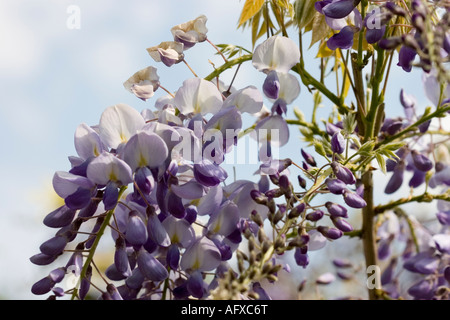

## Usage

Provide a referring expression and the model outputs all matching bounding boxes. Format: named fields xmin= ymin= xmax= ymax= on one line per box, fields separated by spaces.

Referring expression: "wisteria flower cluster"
xmin=31 ymin=0 xmax=450 ymax=300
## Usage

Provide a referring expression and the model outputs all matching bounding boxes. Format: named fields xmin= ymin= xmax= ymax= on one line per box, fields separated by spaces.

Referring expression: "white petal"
xmin=277 ymin=72 xmax=301 ymax=104
xmin=252 ymin=36 xmax=300 ymax=73
xmin=222 ymin=85 xmax=263 ymax=114
xmin=174 ymin=78 xmax=223 ymax=115
xmin=86 ymin=152 xmax=133 ymax=185
xmin=98 ymin=103 xmax=145 ymax=149
xmin=74 ymin=123 xmax=105 ymax=160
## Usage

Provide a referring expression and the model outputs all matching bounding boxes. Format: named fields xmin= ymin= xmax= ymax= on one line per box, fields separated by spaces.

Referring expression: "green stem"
xmin=204 ymin=54 xmax=252 ymax=82
xmin=71 ymin=186 xmax=128 ymax=300
xmin=374 ymin=191 xmax=450 ymax=215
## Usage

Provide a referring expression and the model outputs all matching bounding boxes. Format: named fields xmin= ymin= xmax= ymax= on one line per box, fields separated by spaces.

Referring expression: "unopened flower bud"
xmin=331 ymin=216 xmax=354 ymax=232
xmin=288 ymin=202 xmax=306 ymax=219
xmin=331 ymin=162 xmax=356 ymax=185
xmin=331 ymin=131 xmax=346 ymax=154
xmin=306 ymin=210 xmax=324 ymax=222
xmin=325 ymin=201 xmax=348 ymax=218
xmin=301 ymin=149 xmax=317 ymax=167
xmin=326 ymin=178 xmax=347 ymax=195
xmin=343 ymin=190 xmax=367 ymax=208
xmin=317 ymin=226 xmax=343 ymax=240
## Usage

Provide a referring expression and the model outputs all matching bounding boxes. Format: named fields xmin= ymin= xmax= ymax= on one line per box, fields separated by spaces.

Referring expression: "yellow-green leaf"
xmin=294 ymin=0 xmax=318 ymax=30
xmin=309 ymin=12 xmax=331 ymax=48
xmin=316 ymin=40 xmax=333 ymax=58
xmin=239 ymin=0 xmax=265 ymax=27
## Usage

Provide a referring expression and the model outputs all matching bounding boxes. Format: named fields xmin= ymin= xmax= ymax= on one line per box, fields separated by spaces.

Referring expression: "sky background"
xmin=0 ymin=0 xmax=437 ymax=300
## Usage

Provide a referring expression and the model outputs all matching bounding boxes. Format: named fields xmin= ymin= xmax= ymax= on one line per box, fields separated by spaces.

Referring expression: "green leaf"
xmin=239 ymin=0 xmax=266 ymax=27
xmin=309 ymin=12 xmax=331 ymax=48
xmin=294 ymin=0 xmax=318 ymax=30
xmin=375 ymin=153 xmax=387 ymax=174
xmin=358 ymin=140 xmax=375 ymax=155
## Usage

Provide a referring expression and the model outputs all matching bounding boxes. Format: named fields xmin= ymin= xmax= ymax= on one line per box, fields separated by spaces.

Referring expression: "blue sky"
xmin=0 ymin=0 xmax=435 ymax=299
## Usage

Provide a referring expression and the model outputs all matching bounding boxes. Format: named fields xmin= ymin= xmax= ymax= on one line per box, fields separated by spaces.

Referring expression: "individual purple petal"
xmin=43 ymin=205 xmax=76 ymax=228
xmin=366 ymin=25 xmax=385 ymax=44
xmin=125 ymin=268 xmax=145 ymax=290
xmin=167 ymin=191 xmax=186 ymax=219
xmin=52 ymin=287 xmax=65 ymax=297
xmin=74 ymin=123 xmax=106 ymax=160
xmin=444 ymin=266 xmax=450 ymax=284
xmin=409 ymin=169 xmax=426 ymax=188
xmin=414 ymin=256 xmax=440 ymax=274
xmin=436 ymin=211 xmax=450 ymax=226
xmin=171 ymin=180 xmax=206 ymax=200
xmin=408 ymin=279 xmax=435 ymax=299
xmin=327 ymin=26 xmax=355 ymax=50
xmin=323 ymin=0 xmax=359 ymax=19
xmin=294 ymin=248 xmax=309 ymax=268
xmin=184 ymin=205 xmax=198 ymax=224
xmin=253 ymin=115 xmax=290 ymax=148
xmin=186 ymin=271 xmax=205 ymax=299
xmin=52 ymin=171 xmax=95 ymax=199
xmin=411 ymin=150 xmax=433 ymax=172
xmin=166 ymin=244 xmax=180 ymax=270
xmin=331 ymin=217 xmax=353 ymax=232
xmin=79 ymin=266 xmax=92 ymax=300
xmin=193 ymin=159 xmax=228 ymax=187
xmin=125 ymin=210 xmax=148 ymax=246
xmin=378 ymin=36 xmax=402 ymax=50
xmin=326 ymin=178 xmax=347 ymax=195
xmin=263 ymin=70 xmax=280 ymax=99
xmin=252 ymin=282 xmax=272 ymax=300
xmin=385 ymin=161 xmax=405 ymax=194
xmin=103 ymin=182 xmax=119 ymax=211
xmin=433 ymin=234 xmax=450 ymax=254
xmin=147 ymin=213 xmax=171 ymax=247
xmin=317 ymin=226 xmax=343 ymax=240
xmin=343 ymin=190 xmax=367 ymax=208
xmin=381 ymin=258 xmax=397 ymax=285
xmin=137 ymin=249 xmax=169 ymax=282
xmin=325 ymin=201 xmax=348 ymax=218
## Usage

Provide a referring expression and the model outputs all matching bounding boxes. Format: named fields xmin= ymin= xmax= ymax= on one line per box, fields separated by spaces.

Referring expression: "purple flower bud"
xmin=125 ymin=268 xmax=145 ymax=290
xmin=306 ymin=210 xmax=324 ymax=222
xmin=263 ymin=70 xmax=280 ymax=99
xmin=39 ymin=235 xmax=68 ymax=256
xmin=125 ymin=210 xmax=148 ymax=246
xmin=49 ymin=268 xmax=66 ymax=283
xmin=378 ymin=36 xmax=403 ymax=50
xmin=30 ymin=253 xmax=58 ymax=266
xmin=409 ymin=169 xmax=426 ymax=188
xmin=325 ymin=201 xmax=348 ymax=218
xmin=331 ymin=216 xmax=353 ymax=232
xmin=322 ymin=0 xmax=361 ymax=19
xmin=106 ymin=284 xmax=123 ymax=300
xmin=186 ymin=271 xmax=205 ymax=299
xmin=294 ymin=248 xmax=309 ymax=268
xmin=288 ymin=202 xmax=306 ymax=219
xmin=326 ymin=178 xmax=347 ymax=195
xmin=385 ymin=161 xmax=405 ymax=194
xmin=79 ymin=265 xmax=92 ymax=300
xmin=326 ymin=122 xmax=342 ymax=136
xmin=397 ymin=45 xmax=417 ymax=72
xmin=52 ymin=287 xmax=65 ymax=297
xmin=298 ymin=176 xmax=307 ymax=189
xmin=343 ymin=190 xmax=367 ymax=208
xmin=411 ymin=150 xmax=433 ymax=172
xmin=167 ymin=244 xmax=180 ymax=270
xmin=31 ymin=276 xmax=55 ymax=295
xmin=331 ymin=131 xmax=346 ymax=154
xmin=418 ymin=119 xmax=431 ymax=133
xmin=137 ymin=249 xmax=169 ymax=282
xmin=105 ymin=263 xmax=127 ymax=281
xmin=301 ymin=149 xmax=317 ymax=167
xmin=167 ymin=191 xmax=186 ymax=219
xmin=331 ymin=162 xmax=356 ymax=185
xmin=43 ymin=205 xmax=76 ymax=228
xmin=332 ymin=258 xmax=353 ymax=268
xmin=251 ymin=189 xmax=268 ymax=204
xmin=317 ymin=226 xmax=343 ymax=240
xmin=385 ymin=2 xmax=406 ymax=17
xmin=114 ymin=238 xmax=130 ymax=275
